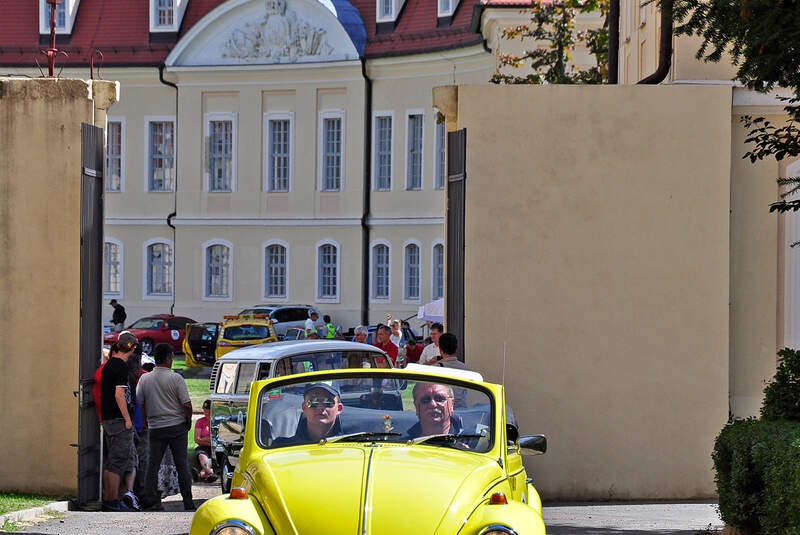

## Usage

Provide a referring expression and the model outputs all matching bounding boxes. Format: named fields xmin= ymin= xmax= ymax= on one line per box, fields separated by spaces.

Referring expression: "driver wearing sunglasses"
xmin=283 ymin=383 xmax=344 ymax=444
xmin=407 ymin=383 xmax=462 ymax=439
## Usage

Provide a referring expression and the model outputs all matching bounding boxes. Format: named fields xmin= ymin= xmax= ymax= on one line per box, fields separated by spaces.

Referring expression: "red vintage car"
xmin=103 ymin=314 xmax=196 ymax=354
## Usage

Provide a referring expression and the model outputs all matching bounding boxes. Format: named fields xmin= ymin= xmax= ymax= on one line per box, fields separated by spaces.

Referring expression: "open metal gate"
xmin=446 ymin=128 xmax=466 ymax=361
xmin=75 ymin=122 xmax=104 ymax=508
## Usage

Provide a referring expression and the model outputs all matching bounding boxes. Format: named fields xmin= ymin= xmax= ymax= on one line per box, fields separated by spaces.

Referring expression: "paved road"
xmin=15 ymin=489 xmax=722 ymax=535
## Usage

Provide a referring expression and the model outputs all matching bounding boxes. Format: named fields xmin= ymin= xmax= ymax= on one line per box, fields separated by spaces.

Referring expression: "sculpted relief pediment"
xmin=167 ymin=0 xmax=360 ymax=66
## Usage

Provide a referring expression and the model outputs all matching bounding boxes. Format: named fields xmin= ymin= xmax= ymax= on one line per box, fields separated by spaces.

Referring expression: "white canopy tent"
xmin=416 ymin=298 xmax=444 ymax=323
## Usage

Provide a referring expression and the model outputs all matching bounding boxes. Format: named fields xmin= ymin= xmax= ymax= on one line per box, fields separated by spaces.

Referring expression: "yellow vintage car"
xmin=183 ymin=316 xmax=278 ymax=367
xmin=190 ymin=365 xmax=547 ymax=535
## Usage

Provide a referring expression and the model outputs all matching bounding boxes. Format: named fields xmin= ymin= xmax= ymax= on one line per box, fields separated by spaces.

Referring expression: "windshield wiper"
xmin=322 ymin=431 xmax=401 ymax=444
xmin=410 ymin=433 xmax=484 ymax=446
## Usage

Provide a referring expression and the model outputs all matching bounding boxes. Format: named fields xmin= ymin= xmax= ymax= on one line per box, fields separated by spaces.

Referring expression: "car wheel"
xmin=220 ymin=458 xmax=234 ymax=494
xmin=140 ymin=338 xmax=154 ymax=355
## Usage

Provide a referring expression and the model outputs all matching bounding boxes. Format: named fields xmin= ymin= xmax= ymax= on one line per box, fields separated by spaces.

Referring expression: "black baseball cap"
xmin=303 ymin=383 xmax=340 ymax=399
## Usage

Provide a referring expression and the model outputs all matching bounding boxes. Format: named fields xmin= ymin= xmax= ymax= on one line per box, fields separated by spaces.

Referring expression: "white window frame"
xmin=106 ymin=116 xmax=126 ymax=193
xmin=143 ymin=115 xmax=176 ymax=193
xmin=431 ymin=239 xmax=445 ymax=301
xmin=369 ymin=239 xmax=392 ymax=303
xmin=405 ymin=109 xmax=425 ymax=191
xmin=315 ymin=239 xmax=341 ymax=303
xmin=372 ymin=110 xmax=394 ymax=191
xmin=149 ymin=0 xmax=189 ymax=32
xmin=376 ymin=0 xmax=395 ymax=21
xmin=262 ymin=239 xmax=290 ymax=302
xmin=202 ymin=239 xmax=234 ymax=302
xmin=402 ymin=238 xmax=422 ymax=304
xmin=142 ymin=237 xmax=174 ymax=300
xmin=318 ymin=109 xmax=346 ymax=192
xmin=103 ymin=238 xmax=124 ymax=299
xmin=263 ymin=111 xmax=294 ymax=192
xmin=39 ymin=0 xmax=75 ymax=34
xmin=204 ymin=111 xmax=237 ymax=193
xmin=433 ymin=110 xmax=446 ymax=190
xmin=438 ymin=0 xmax=460 ymax=18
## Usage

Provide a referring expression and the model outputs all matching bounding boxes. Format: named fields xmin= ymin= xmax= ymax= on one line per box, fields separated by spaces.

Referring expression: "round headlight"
xmin=212 ymin=519 xmax=255 ymax=535
xmin=479 ymin=525 xmax=519 ymax=535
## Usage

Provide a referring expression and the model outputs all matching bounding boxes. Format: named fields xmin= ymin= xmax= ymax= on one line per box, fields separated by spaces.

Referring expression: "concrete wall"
xmin=437 ymin=84 xmax=736 ymax=499
xmin=0 ymin=77 xmax=116 ymax=493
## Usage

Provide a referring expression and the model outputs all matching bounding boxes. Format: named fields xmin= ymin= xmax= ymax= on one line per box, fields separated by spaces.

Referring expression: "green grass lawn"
xmin=0 ymin=492 xmax=53 ymax=515
xmin=173 ymin=356 xmax=211 ymax=413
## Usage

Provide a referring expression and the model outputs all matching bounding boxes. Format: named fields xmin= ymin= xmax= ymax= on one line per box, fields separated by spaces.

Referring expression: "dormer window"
xmin=39 ymin=0 xmax=79 ymax=35
xmin=437 ymin=0 xmax=460 ymax=25
xmin=149 ymin=0 xmax=188 ymax=35
xmin=376 ymin=0 xmax=406 ymax=32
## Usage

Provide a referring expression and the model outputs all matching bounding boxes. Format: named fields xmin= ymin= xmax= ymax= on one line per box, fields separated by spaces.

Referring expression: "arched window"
xmin=432 ymin=242 xmax=444 ymax=300
xmin=317 ymin=241 xmax=339 ymax=300
xmin=145 ymin=240 xmax=173 ymax=297
xmin=265 ymin=242 xmax=288 ymax=298
xmin=204 ymin=241 xmax=232 ymax=299
xmin=103 ymin=239 xmax=123 ymax=298
xmin=372 ymin=243 xmax=391 ymax=299
xmin=404 ymin=242 xmax=420 ymax=301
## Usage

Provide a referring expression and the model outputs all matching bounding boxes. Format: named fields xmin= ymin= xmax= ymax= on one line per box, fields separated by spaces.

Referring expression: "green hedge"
xmin=713 ymin=419 xmax=800 ymax=534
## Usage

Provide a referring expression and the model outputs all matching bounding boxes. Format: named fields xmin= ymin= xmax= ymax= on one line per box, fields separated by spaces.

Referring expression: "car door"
xmin=183 ymin=323 xmax=220 ymax=365
xmin=167 ymin=316 xmax=194 ymax=349
xmin=504 ymin=404 xmax=529 ymax=503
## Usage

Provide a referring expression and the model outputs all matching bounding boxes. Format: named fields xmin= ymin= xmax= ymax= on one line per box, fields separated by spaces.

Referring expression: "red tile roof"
xmin=0 ymin=0 xmax=485 ymax=68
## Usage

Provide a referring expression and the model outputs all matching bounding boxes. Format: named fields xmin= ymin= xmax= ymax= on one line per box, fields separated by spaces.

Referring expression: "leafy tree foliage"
xmin=668 ymin=0 xmax=800 ymax=214
xmin=491 ymin=0 xmax=609 ymax=85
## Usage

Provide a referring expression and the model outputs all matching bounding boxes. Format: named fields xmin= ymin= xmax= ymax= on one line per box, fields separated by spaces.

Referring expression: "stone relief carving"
xmin=222 ymin=0 xmax=334 ymax=61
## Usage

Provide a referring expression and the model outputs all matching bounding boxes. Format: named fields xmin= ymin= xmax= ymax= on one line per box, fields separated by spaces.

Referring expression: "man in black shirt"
xmin=100 ymin=332 xmax=139 ymax=511
xmin=110 ymin=299 xmax=127 ymax=332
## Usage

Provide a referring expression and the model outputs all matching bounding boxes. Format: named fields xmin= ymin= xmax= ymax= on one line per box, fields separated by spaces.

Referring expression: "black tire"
xmin=220 ymin=458 xmax=234 ymax=494
xmin=140 ymin=338 xmax=154 ymax=355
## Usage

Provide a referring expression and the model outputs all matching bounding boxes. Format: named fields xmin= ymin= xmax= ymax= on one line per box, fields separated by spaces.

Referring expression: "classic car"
xmin=183 ymin=316 xmax=279 ymax=367
xmin=207 ymin=340 xmax=394 ymax=492
xmin=103 ymin=314 xmax=196 ymax=354
xmin=237 ymin=304 xmax=324 ymax=339
xmin=190 ymin=364 xmax=547 ymax=535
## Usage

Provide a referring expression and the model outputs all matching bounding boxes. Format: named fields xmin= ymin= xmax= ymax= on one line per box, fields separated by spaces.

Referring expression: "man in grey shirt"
xmin=137 ymin=343 xmax=194 ymax=511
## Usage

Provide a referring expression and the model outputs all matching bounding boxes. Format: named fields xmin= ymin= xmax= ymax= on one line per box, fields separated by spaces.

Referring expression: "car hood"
xmin=246 ymin=444 xmax=504 ymax=535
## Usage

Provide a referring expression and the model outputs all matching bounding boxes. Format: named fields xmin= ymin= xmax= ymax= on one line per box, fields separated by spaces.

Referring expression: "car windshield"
xmin=129 ymin=317 xmax=164 ymax=329
xmin=223 ymin=324 xmax=271 ymax=340
xmin=256 ymin=373 xmax=494 ymax=453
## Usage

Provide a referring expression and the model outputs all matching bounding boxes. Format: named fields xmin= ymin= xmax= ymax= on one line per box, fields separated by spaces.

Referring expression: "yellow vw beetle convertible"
xmin=190 ymin=365 xmax=547 ymax=535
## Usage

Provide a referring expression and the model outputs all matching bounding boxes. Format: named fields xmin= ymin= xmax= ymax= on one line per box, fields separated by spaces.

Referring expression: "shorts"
xmin=103 ymin=418 xmax=138 ymax=476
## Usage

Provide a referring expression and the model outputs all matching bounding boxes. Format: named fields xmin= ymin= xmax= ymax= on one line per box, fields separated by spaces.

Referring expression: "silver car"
xmin=237 ymin=304 xmax=324 ymax=338
xmin=209 ymin=340 xmax=392 ymax=492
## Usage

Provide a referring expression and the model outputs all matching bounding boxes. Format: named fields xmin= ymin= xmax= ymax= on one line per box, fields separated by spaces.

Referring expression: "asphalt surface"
xmin=11 ymin=486 xmax=722 ymax=535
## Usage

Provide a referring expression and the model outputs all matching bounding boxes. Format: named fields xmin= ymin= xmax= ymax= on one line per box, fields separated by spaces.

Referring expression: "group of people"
xmin=351 ymin=319 xmax=466 ymax=371
xmin=93 ymin=331 xmax=197 ymax=512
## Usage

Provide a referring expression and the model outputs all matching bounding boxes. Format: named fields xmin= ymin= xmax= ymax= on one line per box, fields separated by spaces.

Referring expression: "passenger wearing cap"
xmin=274 ymin=383 xmax=343 ymax=445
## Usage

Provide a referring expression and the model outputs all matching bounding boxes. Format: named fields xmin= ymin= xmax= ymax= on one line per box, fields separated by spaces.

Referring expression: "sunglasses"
xmin=417 ymin=394 xmax=450 ymax=405
xmin=305 ymin=397 xmax=336 ymax=408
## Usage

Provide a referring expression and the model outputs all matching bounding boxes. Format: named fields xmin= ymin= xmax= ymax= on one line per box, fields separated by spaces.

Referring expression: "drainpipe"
xmin=159 ymin=64 xmax=179 ymax=315
xmin=360 ymin=57 xmax=373 ymax=326
xmin=637 ymin=0 xmax=673 ymax=84
xmin=608 ymin=0 xmax=619 ymax=84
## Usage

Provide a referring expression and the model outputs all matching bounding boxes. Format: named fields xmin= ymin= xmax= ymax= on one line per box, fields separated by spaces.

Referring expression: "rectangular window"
xmin=405 ymin=244 xmax=420 ymax=300
xmin=322 ymin=116 xmax=342 ymax=191
xmin=104 ymin=242 xmax=121 ymax=296
xmin=375 ymin=115 xmax=392 ymax=190
xmin=406 ymin=113 xmax=423 ymax=190
xmin=380 ymin=0 xmax=392 ymax=17
xmin=107 ymin=120 xmax=123 ymax=192
xmin=157 ymin=0 xmax=174 ymax=26
xmin=435 ymin=119 xmax=445 ymax=189
xmin=45 ymin=0 xmax=67 ymax=29
xmin=372 ymin=245 xmax=390 ymax=299
xmin=439 ymin=0 xmax=450 ymax=14
xmin=433 ymin=243 xmax=444 ymax=300
xmin=206 ymin=245 xmax=230 ymax=298
xmin=318 ymin=244 xmax=338 ymax=299
xmin=268 ymin=119 xmax=290 ymax=191
xmin=147 ymin=243 xmax=173 ymax=296
xmin=148 ymin=120 xmax=175 ymax=192
xmin=265 ymin=244 xmax=287 ymax=298
xmin=208 ymin=119 xmax=233 ymax=192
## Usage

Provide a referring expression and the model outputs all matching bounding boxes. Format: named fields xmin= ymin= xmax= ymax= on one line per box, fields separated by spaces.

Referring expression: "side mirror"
xmin=519 ymin=434 xmax=547 ymax=455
